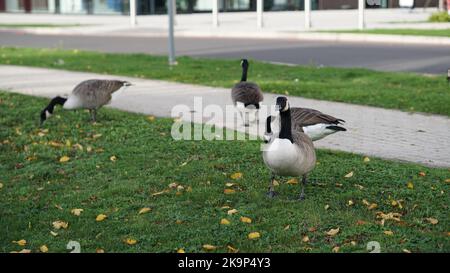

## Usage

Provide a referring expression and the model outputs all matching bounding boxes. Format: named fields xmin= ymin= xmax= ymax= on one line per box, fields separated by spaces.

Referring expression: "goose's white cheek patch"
xmin=45 ymin=110 xmax=52 ymax=118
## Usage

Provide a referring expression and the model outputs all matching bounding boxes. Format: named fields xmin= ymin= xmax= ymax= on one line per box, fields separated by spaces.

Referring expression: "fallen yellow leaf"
xmin=96 ymin=249 xmax=105 ymax=253
xmin=93 ymin=134 xmax=102 ymax=139
xmin=71 ymin=209 xmax=84 ymax=216
xmin=203 ymin=244 xmax=217 ymax=251
xmin=125 ymin=238 xmax=137 ymax=245
xmin=227 ymin=245 xmax=239 ymax=253
xmin=147 ymin=116 xmax=156 ymax=122
xmin=13 ymin=239 xmax=26 ymax=246
xmin=13 ymin=249 xmax=31 ymax=254
xmin=151 ymin=189 xmax=170 ymax=197
xmin=225 ymin=182 xmax=236 ymax=187
xmin=220 ymin=218 xmax=231 ymax=225
xmin=445 ymin=179 xmax=450 ymax=183
xmin=52 ymin=220 xmax=69 ymax=230
xmin=384 ymin=230 xmax=394 ymax=236
xmin=286 ymin=178 xmax=298 ymax=185
xmin=110 ymin=156 xmax=117 ymax=162
xmin=362 ymin=199 xmax=370 ymax=206
xmin=240 ymin=216 xmax=252 ymax=224
xmin=302 ymin=236 xmax=310 ymax=243
xmin=50 ymin=231 xmax=58 ymax=237
xmin=248 ymin=232 xmax=261 ymax=240
xmin=168 ymin=182 xmax=178 ymax=189
xmin=230 ymin=172 xmax=243 ymax=180
xmin=59 ymin=156 xmax=70 ymax=163
xmin=272 ymin=180 xmax=280 ymax=187
xmin=227 ymin=209 xmax=238 ymax=215
xmin=347 ymin=200 xmax=354 ymax=206
xmin=332 ymin=246 xmax=340 ymax=253
xmin=363 ymin=157 xmax=370 ymax=162
xmin=96 ymin=214 xmax=107 ymax=222
xmin=40 ymin=245 xmax=49 ymax=253
xmin=426 ymin=217 xmax=438 ymax=225
xmin=224 ymin=189 xmax=236 ymax=195
xmin=418 ymin=171 xmax=426 ymax=177
xmin=138 ymin=208 xmax=152 ymax=215
xmin=344 ymin=171 xmax=354 ymax=178
xmin=177 ymin=248 xmax=185 ymax=253
xmin=407 ymin=181 xmax=414 ymax=189
xmin=368 ymin=203 xmax=378 ymax=210
xmin=326 ymin=228 xmax=340 ymax=237
xmin=324 ymin=204 xmax=330 ymax=210
xmin=0 ymin=182 xmax=3 ymax=190
xmin=403 ymin=249 xmax=411 ymax=253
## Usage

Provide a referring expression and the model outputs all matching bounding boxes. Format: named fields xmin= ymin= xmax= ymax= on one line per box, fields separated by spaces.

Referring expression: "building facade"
xmin=0 ymin=0 xmax=440 ymax=14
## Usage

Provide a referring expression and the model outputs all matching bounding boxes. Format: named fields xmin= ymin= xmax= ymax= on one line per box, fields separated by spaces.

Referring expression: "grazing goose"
xmin=262 ymin=96 xmax=316 ymax=200
xmin=231 ymin=59 xmax=264 ymax=126
xmin=40 ymin=79 xmax=132 ymax=125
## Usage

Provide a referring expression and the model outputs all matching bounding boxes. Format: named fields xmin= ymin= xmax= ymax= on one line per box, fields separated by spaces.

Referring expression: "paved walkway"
xmin=1 ymin=10 xmax=450 ymax=45
xmin=1 ymin=65 xmax=449 ymax=168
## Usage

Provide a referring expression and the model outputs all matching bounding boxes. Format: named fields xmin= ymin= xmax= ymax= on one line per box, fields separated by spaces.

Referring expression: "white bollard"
xmin=168 ymin=0 xmax=176 ymax=65
xmin=212 ymin=0 xmax=219 ymax=27
xmin=257 ymin=0 xmax=263 ymax=28
xmin=304 ymin=0 xmax=311 ymax=30
xmin=358 ymin=0 xmax=365 ymax=30
xmin=130 ymin=0 xmax=137 ymax=27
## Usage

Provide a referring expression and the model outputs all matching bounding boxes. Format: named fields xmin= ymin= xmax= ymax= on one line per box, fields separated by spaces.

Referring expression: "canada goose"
xmin=262 ymin=97 xmax=316 ymax=200
xmin=40 ymin=79 xmax=132 ymax=125
xmin=231 ymin=59 xmax=264 ymax=126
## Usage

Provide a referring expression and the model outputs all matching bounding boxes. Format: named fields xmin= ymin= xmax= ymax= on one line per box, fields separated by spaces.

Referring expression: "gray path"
xmin=1 ymin=31 xmax=450 ymax=75
xmin=0 ymin=65 xmax=449 ymax=167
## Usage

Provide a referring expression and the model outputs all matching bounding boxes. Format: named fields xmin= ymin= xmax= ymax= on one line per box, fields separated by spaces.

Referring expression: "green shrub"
xmin=428 ymin=11 xmax=450 ymax=22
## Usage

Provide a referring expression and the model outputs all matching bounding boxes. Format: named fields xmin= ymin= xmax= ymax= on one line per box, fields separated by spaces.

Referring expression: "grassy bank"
xmin=1 ymin=91 xmax=448 ymax=253
xmin=0 ymin=47 xmax=449 ymax=116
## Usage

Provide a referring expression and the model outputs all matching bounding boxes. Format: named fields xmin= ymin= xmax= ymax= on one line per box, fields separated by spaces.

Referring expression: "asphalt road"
xmin=1 ymin=31 xmax=449 ymax=74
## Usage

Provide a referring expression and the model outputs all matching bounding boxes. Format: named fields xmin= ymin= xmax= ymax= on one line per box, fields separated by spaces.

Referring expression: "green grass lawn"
xmin=0 ymin=24 xmax=83 ymax=28
xmin=0 ymin=47 xmax=449 ymax=116
xmin=326 ymin=28 xmax=450 ymax=38
xmin=1 ymin=91 xmax=448 ymax=253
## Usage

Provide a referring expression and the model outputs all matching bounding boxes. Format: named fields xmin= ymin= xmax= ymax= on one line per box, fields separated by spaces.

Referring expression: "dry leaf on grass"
xmin=227 ymin=245 xmax=239 ymax=253
xmin=332 ymin=246 xmax=340 ymax=253
xmin=220 ymin=219 xmax=231 ymax=225
xmin=240 ymin=216 xmax=252 ymax=224
xmin=203 ymin=244 xmax=217 ymax=251
xmin=71 ymin=209 xmax=84 ymax=216
xmin=418 ymin=171 xmax=426 ymax=177
xmin=248 ymin=232 xmax=261 ymax=240
xmin=325 ymin=228 xmax=340 ymax=237
xmin=110 ymin=156 xmax=117 ymax=162
xmin=12 ymin=239 xmax=26 ymax=246
xmin=363 ymin=157 xmax=370 ymax=162
xmin=151 ymin=189 xmax=170 ymax=197
xmin=230 ymin=172 xmax=243 ymax=180
xmin=177 ymin=248 xmax=185 ymax=253
xmin=138 ymin=208 xmax=152 ymax=215
xmin=302 ymin=236 xmax=310 ymax=243
xmin=0 ymin=182 xmax=3 ymax=190
xmin=407 ymin=181 xmax=414 ymax=189
xmin=344 ymin=171 xmax=354 ymax=178
xmin=52 ymin=220 xmax=69 ymax=230
xmin=224 ymin=189 xmax=236 ymax=195
xmin=425 ymin=217 xmax=438 ymax=225
xmin=384 ymin=230 xmax=394 ymax=236
xmin=40 ymin=245 xmax=49 ymax=253
xmin=124 ymin=238 xmax=137 ymax=245
xmin=96 ymin=214 xmax=107 ymax=222
xmin=227 ymin=209 xmax=238 ymax=215
xmin=286 ymin=178 xmax=298 ymax=185
xmin=59 ymin=156 xmax=70 ymax=163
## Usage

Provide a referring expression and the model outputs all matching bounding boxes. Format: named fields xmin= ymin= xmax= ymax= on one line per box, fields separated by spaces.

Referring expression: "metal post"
xmin=212 ymin=0 xmax=219 ymax=27
xmin=130 ymin=0 xmax=137 ymax=27
xmin=304 ymin=0 xmax=311 ymax=30
xmin=358 ymin=0 xmax=365 ymax=30
xmin=438 ymin=0 xmax=444 ymax=10
xmin=168 ymin=0 xmax=176 ymax=65
xmin=172 ymin=0 xmax=177 ymax=26
xmin=257 ymin=0 xmax=263 ymax=28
